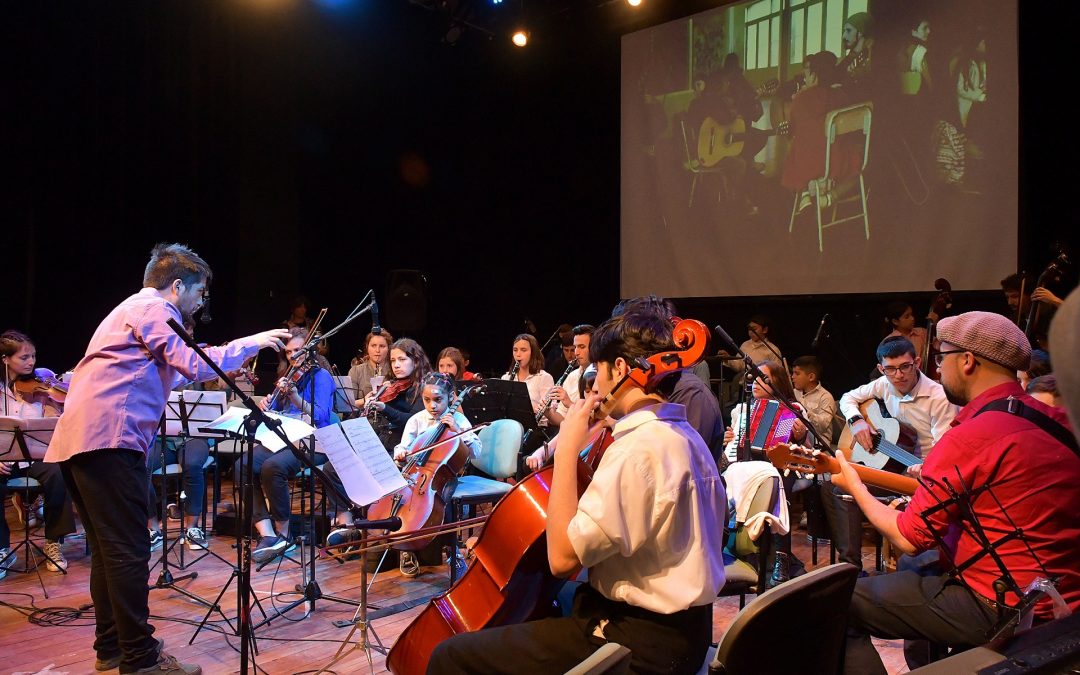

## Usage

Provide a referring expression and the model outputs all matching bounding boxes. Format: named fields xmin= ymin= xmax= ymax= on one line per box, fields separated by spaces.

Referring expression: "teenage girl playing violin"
xmin=426 ymin=310 xmax=727 ymax=675
xmin=1 ymin=330 xmax=77 ymax=577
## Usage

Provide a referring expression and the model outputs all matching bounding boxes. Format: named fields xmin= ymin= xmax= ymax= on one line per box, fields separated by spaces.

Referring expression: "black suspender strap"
xmin=973 ymin=396 xmax=1080 ymax=457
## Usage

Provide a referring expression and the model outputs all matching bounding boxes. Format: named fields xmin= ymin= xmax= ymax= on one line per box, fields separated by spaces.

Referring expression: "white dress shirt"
xmin=393 ymin=408 xmax=482 ymax=461
xmin=555 ymin=367 xmax=583 ymax=417
xmin=567 ymin=403 xmax=727 ymax=614
xmin=838 ymin=373 xmax=957 ymax=455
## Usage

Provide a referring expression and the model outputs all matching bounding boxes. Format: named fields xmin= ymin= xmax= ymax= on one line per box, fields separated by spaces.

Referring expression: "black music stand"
xmin=152 ymin=390 xmax=232 ymax=575
xmin=0 ymin=416 xmax=64 ymax=596
xmin=464 ymin=379 xmax=541 ymax=467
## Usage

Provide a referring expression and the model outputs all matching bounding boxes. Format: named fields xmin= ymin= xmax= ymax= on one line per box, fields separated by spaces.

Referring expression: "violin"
xmin=386 ymin=318 xmax=712 ymax=675
xmin=364 ymin=378 xmax=412 ymax=415
xmin=262 ymin=353 xmax=315 ymax=411
xmin=13 ymin=367 xmax=68 ymax=412
xmin=367 ymin=382 xmax=486 ymax=551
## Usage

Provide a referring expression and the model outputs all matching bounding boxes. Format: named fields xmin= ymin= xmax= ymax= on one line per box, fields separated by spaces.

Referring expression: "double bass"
xmin=921 ymin=278 xmax=952 ymax=379
xmin=386 ymin=319 xmax=712 ymax=675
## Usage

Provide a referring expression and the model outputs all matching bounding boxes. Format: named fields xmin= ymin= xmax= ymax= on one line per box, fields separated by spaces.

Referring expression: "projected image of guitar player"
xmin=621 ymin=0 xmax=1016 ymax=298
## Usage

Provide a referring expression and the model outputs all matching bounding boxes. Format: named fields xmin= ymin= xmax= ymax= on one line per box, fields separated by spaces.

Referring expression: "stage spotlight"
xmin=627 ymin=0 xmax=643 ymax=6
xmin=511 ymin=29 xmax=529 ymax=47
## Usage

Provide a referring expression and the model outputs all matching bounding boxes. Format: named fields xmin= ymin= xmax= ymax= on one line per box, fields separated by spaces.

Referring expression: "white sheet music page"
xmin=200 ymin=407 xmax=314 ymax=452
xmin=315 ymin=417 xmax=405 ymax=508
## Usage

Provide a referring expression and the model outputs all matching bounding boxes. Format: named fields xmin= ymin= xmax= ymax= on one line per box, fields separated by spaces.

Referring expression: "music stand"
xmin=152 ymin=391 xmax=229 ymax=573
xmin=0 ymin=416 xmax=64 ymax=596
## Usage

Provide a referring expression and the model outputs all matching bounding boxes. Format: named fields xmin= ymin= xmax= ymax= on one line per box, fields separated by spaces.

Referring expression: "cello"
xmin=367 ymin=380 xmax=485 ymax=551
xmin=385 ymin=319 xmax=711 ymax=675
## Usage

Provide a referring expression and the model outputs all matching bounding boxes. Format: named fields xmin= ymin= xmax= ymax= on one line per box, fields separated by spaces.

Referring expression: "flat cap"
xmin=937 ymin=311 xmax=1032 ymax=372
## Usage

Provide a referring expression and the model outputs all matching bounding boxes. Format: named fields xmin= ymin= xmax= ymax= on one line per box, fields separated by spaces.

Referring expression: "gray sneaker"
xmin=0 ymin=547 xmax=13 ymax=580
xmin=149 ymin=529 xmax=163 ymax=552
xmin=132 ymin=650 xmax=201 ymax=674
xmin=95 ymin=638 xmax=164 ymax=672
xmin=184 ymin=527 xmax=208 ymax=551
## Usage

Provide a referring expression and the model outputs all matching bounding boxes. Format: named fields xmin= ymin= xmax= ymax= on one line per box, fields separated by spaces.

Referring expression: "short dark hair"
xmin=748 ymin=314 xmax=771 ymax=330
xmin=143 ymin=243 xmax=211 ymax=290
xmin=1026 ymin=374 xmax=1058 ymax=396
xmin=882 ymin=299 xmax=912 ymax=334
xmin=560 ymin=333 xmax=574 ymax=347
xmin=1028 ymin=349 xmax=1052 ymax=379
xmin=876 ymin=335 xmax=916 ymax=362
xmin=1000 ymin=273 xmax=1027 ymax=294
xmin=611 ymin=295 xmax=677 ymax=320
xmin=572 ymin=324 xmax=594 ymax=336
xmin=792 ymin=355 xmax=822 ymax=378
xmin=590 ymin=311 xmax=673 ymax=367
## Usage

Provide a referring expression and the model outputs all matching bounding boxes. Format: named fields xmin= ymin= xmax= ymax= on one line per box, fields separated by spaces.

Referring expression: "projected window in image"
xmin=621 ymin=0 xmax=1017 ymax=299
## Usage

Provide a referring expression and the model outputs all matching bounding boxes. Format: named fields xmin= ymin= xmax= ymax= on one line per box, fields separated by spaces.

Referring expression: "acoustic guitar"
xmin=696 ymin=79 xmax=782 ymax=167
xmin=766 ymin=443 xmax=918 ymax=496
xmin=836 ymin=399 xmax=922 ymax=473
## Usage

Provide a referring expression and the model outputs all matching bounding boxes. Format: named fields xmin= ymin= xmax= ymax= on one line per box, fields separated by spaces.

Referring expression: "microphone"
xmin=371 ymin=294 xmax=381 ymax=335
xmin=811 ymin=313 xmax=829 ymax=350
xmin=199 ymin=298 xmax=212 ymax=324
xmin=713 ymin=324 xmax=741 ymax=356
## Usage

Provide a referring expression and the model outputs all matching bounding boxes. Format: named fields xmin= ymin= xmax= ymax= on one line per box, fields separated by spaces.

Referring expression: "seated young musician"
xmin=1 ymin=330 xmax=77 ymax=577
xmin=828 ymin=336 xmax=957 ymax=572
xmin=834 ymin=312 xmax=1080 ymax=674
xmin=502 ymin=333 xmax=555 ymax=443
xmin=146 ymin=435 xmax=211 ymax=552
xmin=791 ymin=355 xmax=838 ymax=447
xmin=545 ymin=324 xmax=595 ymax=427
xmin=721 ymin=314 xmax=784 ymax=385
xmin=882 ymin=299 xmax=929 ymax=364
xmin=323 ymin=339 xmax=430 ymax=554
xmin=390 ymin=372 xmax=481 ymax=578
xmin=348 ymin=328 xmax=393 ymax=401
xmin=435 ymin=347 xmax=480 ymax=382
xmin=233 ymin=327 xmax=338 ymax=564
xmin=427 ymin=310 xmax=727 ymax=674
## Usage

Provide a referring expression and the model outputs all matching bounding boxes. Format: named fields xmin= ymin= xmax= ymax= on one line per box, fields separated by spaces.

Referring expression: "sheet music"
xmin=0 ymin=416 xmax=58 ymax=461
xmin=315 ymin=417 xmax=406 ymax=508
xmin=200 ymin=407 xmax=314 ymax=452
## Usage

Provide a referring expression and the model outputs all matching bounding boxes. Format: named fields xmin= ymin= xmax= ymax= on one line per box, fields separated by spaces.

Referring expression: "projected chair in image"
xmin=681 ymin=119 xmax=731 ymax=208
xmin=788 ymin=102 xmax=873 ymax=252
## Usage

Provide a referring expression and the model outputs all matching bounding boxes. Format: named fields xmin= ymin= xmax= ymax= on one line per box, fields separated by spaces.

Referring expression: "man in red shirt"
xmin=831 ymin=311 xmax=1080 ymax=674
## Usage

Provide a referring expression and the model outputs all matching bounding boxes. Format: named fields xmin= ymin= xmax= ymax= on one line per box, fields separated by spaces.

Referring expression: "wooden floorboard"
xmin=2 ymin=496 xmax=909 ymax=674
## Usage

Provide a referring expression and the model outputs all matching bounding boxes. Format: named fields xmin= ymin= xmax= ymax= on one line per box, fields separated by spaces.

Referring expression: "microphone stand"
xmin=166 ymin=320 xmax=397 ymax=673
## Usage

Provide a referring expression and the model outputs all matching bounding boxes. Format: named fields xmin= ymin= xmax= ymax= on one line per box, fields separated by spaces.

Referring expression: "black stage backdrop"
xmin=5 ymin=0 xmax=1076 ymax=399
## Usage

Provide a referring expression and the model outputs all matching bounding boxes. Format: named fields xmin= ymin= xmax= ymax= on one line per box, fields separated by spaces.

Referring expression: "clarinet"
xmin=534 ymin=361 xmax=578 ymax=424
xmin=507 ymin=361 xmax=520 ymax=381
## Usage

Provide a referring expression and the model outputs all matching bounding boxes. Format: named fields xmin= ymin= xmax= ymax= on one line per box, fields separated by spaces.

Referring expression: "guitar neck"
xmin=821 ymin=453 xmax=918 ymax=495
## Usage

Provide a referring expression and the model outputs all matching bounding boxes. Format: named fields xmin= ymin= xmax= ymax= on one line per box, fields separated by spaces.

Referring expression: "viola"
xmin=386 ymin=318 xmax=712 ymax=675
xmin=367 ymin=383 xmax=485 ymax=551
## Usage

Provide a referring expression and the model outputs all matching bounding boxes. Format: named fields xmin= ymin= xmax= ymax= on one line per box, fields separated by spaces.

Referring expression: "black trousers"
xmin=60 ymin=449 xmax=160 ymax=673
xmin=843 ymin=551 xmax=997 ymax=675
xmin=146 ymin=438 xmax=210 ymax=518
xmin=427 ymin=584 xmax=712 ymax=675
xmin=1 ymin=461 xmax=77 ymax=547
xmin=820 ymin=481 xmax=866 ymax=569
xmin=233 ymin=445 xmax=327 ymax=525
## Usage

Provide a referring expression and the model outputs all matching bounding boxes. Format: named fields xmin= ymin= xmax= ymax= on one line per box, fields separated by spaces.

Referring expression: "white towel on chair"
xmin=723 ymin=460 xmax=790 ymax=540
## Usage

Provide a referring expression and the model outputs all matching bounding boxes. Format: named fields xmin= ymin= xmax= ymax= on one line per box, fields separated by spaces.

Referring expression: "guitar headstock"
xmin=766 ymin=443 xmax=832 ymax=476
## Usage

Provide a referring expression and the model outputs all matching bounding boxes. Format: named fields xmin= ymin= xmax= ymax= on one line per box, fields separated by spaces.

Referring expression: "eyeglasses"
xmin=879 ymin=362 xmax=916 ymax=376
xmin=933 ymin=350 xmax=967 ymax=366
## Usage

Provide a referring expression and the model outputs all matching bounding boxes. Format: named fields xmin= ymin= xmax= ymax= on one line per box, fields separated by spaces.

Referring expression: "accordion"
xmin=725 ymin=399 xmax=799 ymax=463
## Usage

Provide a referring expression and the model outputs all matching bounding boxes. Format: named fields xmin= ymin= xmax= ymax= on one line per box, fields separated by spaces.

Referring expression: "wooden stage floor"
xmin=1 ymin=501 xmax=906 ymax=674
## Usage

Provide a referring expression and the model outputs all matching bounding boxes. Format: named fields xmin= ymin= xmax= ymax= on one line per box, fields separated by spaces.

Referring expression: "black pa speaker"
xmin=385 ymin=269 xmax=427 ymax=334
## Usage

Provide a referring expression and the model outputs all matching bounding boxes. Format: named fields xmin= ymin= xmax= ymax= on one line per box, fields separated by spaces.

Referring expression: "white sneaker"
xmin=44 ymin=540 xmax=68 ymax=572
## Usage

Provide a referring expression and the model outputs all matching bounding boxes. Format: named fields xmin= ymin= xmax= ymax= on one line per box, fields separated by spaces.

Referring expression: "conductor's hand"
xmin=252 ymin=329 xmax=292 ymax=352
xmin=851 ymin=419 xmax=876 ymax=452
